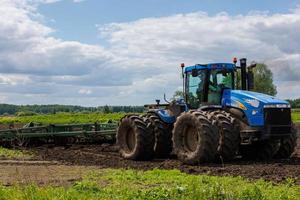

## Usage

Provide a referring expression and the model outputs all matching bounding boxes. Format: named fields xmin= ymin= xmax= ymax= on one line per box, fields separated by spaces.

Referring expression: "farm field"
xmin=0 ymin=113 xmax=299 ymax=199
xmin=0 ymin=167 xmax=299 ymax=199
xmin=0 ymin=112 xmax=126 ymax=126
xmin=0 ymin=110 xmax=299 ymax=125
xmin=0 ymin=127 xmax=298 ymax=199
xmin=292 ymin=110 xmax=300 ymax=123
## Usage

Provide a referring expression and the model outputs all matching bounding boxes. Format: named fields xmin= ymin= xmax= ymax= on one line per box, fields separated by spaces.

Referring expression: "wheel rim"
xmin=125 ymin=128 xmax=136 ymax=152
xmin=183 ymin=125 xmax=199 ymax=152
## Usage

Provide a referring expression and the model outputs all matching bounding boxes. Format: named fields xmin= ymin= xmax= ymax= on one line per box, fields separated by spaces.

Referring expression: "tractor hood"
xmin=222 ymin=90 xmax=290 ymax=126
xmin=229 ymin=90 xmax=288 ymax=105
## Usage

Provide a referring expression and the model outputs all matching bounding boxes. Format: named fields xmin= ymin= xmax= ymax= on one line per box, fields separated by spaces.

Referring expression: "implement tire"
xmin=240 ymin=139 xmax=280 ymax=160
xmin=117 ymin=115 xmax=154 ymax=160
xmin=274 ymin=124 xmax=298 ymax=158
xmin=209 ymin=110 xmax=240 ymax=161
xmin=146 ymin=112 xmax=173 ymax=158
xmin=173 ymin=111 xmax=219 ymax=165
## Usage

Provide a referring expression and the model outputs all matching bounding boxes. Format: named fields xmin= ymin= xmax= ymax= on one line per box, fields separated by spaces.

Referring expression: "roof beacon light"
xmin=233 ymin=57 xmax=237 ymax=64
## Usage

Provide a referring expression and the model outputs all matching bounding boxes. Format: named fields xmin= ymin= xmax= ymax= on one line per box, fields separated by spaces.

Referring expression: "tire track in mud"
xmin=34 ymin=134 xmax=300 ymax=184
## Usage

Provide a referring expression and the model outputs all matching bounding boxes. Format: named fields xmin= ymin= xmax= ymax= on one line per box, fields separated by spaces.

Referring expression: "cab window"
xmin=208 ymin=70 xmax=233 ymax=104
xmin=186 ymin=69 xmax=207 ymax=108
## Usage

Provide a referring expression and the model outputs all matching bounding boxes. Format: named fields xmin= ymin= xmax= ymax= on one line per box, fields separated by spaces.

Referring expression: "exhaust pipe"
xmin=240 ymin=58 xmax=247 ymax=90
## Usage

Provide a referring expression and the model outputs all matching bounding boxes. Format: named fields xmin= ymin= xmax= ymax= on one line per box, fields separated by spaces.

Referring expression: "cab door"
xmin=207 ymin=69 xmax=234 ymax=105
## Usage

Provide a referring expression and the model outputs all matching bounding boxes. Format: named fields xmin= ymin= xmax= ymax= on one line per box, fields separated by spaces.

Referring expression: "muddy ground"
xmin=0 ymin=126 xmax=299 ymax=186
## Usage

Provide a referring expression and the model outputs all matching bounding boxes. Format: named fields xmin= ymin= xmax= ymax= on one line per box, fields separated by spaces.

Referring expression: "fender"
xmin=224 ymin=107 xmax=249 ymax=125
xmin=149 ymin=109 xmax=176 ymax=124
xmin=199 ymin=105 xmax=222 ymax=111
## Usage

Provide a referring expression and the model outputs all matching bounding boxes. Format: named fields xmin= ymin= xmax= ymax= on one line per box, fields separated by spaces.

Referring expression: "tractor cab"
xmin=184 ymin=63 xmax=236 ymax=108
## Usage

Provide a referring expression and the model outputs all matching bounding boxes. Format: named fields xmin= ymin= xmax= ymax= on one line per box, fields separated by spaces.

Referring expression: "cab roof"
xmin=184 ymin=63 xmax=236 ymax=73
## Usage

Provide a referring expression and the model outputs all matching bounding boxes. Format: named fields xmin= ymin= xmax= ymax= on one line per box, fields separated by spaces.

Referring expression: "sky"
xmin=0 ymin=0 xmax=300 ymax=106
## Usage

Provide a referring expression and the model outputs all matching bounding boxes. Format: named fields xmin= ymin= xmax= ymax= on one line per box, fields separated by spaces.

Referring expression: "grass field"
xmin=0 ymin=169 xmax=299 ymax=200
xmin=0 ymin=112 xmax=126 ymax=125
xmin=0 ymin=110 xmax=299 ymax=125
xmin=292 ymin=110 xmax=300 ymax=123
xmin=0 ymin=147 xmax=33 ymax=159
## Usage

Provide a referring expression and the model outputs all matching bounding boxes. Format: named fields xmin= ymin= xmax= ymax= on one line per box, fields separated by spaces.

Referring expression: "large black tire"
xmin=209 ymin=110 xmax=240 ymax=161
xmin=173 ymin=111 xmax=219 ymax=165
xmin=117 ymin=115 xmax=154 ymax=160
xmin=145 ymin=112 xmax=173 ymax=158
xmin=274 ymin=124 xmax=298 ymax=158
xmin=240 ymin=139 xmax=280 ymax=160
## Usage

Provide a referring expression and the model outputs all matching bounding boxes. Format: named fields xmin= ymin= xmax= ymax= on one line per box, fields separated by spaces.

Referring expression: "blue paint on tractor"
xmin=152 ymin=62 xmax=291 ymax=134
xmin=185 ymin=63 xmax=235 ymax=73
xmin=222 ymin=89 xmax=289 ymax=126
xmin=156 ymin=109 xmax=176 ymax=124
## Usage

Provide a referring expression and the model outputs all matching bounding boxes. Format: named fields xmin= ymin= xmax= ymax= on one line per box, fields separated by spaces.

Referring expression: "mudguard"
xmin=153 ymin=109 xmax=176 ymax=124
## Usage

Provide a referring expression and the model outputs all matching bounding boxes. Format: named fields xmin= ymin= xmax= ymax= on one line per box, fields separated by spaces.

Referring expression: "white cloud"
xmin=0 ymin=0 xmax=300 ymax=106
xmin=100 ymin=10 xmax=300 ymax=100
xmin=78 ymin=88 xmax=92 ymax=95
xmin=0 ymin=74 xmax=31 ymax=86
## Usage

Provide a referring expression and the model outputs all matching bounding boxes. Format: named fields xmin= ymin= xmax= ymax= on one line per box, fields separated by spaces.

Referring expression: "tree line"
xmin=0 ymin=104 xmax=145 ymax=116
xmin=286 ymin=99 xmax=300 ymax=109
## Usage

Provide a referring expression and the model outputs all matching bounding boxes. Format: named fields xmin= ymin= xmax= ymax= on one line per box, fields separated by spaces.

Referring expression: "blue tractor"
xmin=117 ymin=58 xmax=297 ymax=164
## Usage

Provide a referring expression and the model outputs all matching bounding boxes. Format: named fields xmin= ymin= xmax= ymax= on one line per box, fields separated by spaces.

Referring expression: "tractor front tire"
xmin=274 ymin=124 xmax=298 ymax=158
xmin=117 ymin=115 xmax=154 ymax=160
xmin=146 ymin=112 xmax=173 ymax=158
xmin=209 ymin=111 xmax=240 ymax=161
xmin=173 ymin=111 xmax=219 ymax=165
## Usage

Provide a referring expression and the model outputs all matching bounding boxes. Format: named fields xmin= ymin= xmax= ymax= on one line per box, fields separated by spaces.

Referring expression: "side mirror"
xmin=248 ymin=61 xmax=257 ymax=69
xmin=192 ymin=69 xmax=198 ymax=77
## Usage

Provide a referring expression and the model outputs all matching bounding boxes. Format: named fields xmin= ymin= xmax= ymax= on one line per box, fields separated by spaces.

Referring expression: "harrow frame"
xmin=0 ymin=122 xmax=117 ymax=144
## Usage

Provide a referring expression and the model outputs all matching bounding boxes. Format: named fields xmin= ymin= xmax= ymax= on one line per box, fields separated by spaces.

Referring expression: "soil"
xmin=0 ymin=125 xmax=299 ymax=186
xmin=0 ymin=162 xmax=96 ymax=186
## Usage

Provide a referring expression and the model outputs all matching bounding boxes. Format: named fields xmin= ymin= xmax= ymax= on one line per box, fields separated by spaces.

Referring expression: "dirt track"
xmin=0 ymin=126 xmax=299 ymax=185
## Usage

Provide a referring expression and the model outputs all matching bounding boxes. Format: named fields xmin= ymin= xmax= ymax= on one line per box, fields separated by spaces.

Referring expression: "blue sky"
xmin=40 ymin=0 xmax=300 ymax=44
xmin=0 ymin=0 xmax=300 ymax=106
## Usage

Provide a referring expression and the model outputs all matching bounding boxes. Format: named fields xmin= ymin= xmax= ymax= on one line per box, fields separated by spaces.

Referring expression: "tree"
xmin=287 ymin=98 xmax=300 ymax=108
xmin=235 ymin=63 xmax=277 ymax=96
xmin=172 ymin=90 xmax=184 ymax=100
xmin=103 ymin=105 xmax=111 ymax=114
xmin=252 ymin=63 xmax=277 ymax=96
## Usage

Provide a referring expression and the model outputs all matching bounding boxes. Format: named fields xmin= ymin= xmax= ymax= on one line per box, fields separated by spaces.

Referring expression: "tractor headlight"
xmin=263 ymin=104 xmax=291 ymax=108
xmin=245 ymin=99 xmax=260 ymax=108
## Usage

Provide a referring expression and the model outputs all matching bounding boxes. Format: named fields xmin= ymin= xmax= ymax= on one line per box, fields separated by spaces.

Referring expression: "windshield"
xmin=210 ymin=69 xmax=234 ymax=89
xmin=186 ymin=69 xmax=207 ymax=108
xmin=185 ymin=69 xmax=234 ymax=108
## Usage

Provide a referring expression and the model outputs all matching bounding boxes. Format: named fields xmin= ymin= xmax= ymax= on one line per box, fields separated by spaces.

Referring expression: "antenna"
xmin=180 ymin=63 xmax=185 ymax=99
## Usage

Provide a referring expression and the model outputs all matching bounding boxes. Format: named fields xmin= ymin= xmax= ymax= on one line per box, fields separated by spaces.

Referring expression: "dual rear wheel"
xmin=116 ymin=113 xmax=172 ymax=160
xmin=117 ymin=115 xmax=154 ymax=160
xmin=172 ymin=111 xmax=219 ymax=164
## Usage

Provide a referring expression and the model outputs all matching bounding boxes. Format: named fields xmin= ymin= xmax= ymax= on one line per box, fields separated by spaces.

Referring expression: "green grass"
xmin=292 ymin=110 xmax=300 ymax=123
xmin=0 ymin=147 xmax=33 ymax=159
xmin=0 ymin=112 xmax=126 ymax=125
xmin=0 ymin=169 xmax=299 ymax=200
xmin=0 ymin=111 xmax=299 ymax=125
